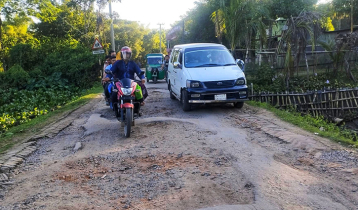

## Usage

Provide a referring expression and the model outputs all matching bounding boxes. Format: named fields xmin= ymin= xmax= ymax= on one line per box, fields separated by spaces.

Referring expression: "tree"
xmin=184 ymin=1 xmax=217 ymax=44
xmin=332 ymin=0 xmax=358 ymax=30
xmin=278 ymin=11 xmax=322 ymax=84
xmin=32 ymin=0 xmax=97 ymax=47
xmin=268 ymin=0 xmax=318 ymax=19
xmin=112 ymin=20 xmax=147 ymax=60
xmin=216 ymin=0 xmax=268 ymax=60
xmin=315 ymin=2 xmax=335 ymax=31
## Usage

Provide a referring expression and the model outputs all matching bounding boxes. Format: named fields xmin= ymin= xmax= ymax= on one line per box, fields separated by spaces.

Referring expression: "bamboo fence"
xmin=249 ymin=89 xmax=358 ymax=118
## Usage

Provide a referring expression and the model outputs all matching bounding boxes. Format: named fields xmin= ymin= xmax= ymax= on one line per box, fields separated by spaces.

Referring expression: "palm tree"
xmin=277 ymin=11 xmax=322 ymax=81
xmin=214 ymin=0 xmax=268 ymax=60
xmin=210 ymin=9 xmax=225 ymax=44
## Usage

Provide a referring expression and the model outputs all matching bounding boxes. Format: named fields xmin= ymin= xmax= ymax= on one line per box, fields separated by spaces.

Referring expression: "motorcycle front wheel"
xmin=124 ymin=108 xmax=132 ymax=137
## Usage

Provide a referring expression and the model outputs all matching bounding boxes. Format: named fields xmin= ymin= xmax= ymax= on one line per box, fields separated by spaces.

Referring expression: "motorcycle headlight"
xmin=121 ymin=88 xmax=133 ymax=96
xmin=235 ymin=78 xmax=246 ymax=85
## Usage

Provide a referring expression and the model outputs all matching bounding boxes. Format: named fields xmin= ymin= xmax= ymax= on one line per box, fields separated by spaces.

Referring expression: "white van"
xmin=167 ymin=43 xmax=248 ymax=111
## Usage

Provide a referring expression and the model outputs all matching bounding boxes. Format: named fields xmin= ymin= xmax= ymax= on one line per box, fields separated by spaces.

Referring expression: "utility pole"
xmin=109 ymin=0 xmax=115 ymax=51
xmin=351 ymin=0 xmax=354 ymax=33
xmin=158 ymin=23 xmax=164 ymax=54
xmin=182 ymin=20 xmax=185 ymax=44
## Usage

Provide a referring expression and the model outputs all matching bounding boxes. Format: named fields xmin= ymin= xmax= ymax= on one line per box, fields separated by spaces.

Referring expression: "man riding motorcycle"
xmin=104 ymin=46 xmax=147 ymax=106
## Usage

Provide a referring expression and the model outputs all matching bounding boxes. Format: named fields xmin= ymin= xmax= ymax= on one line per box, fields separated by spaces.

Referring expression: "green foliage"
xmin=249 ymin=66 xmax=358 ymax=93
xmin=26 ymin=72 xmax=70 ymax=91
xmin=0 ymin=87 xmax=81 ymax=134
xmin=332 ymin=0 xmax=358 ymax=25
xmin=184 ymin=1 xmax=218 ymax=43
xmin=9 ymin=43 xmax=39 ymax=71
xmin=0 ymin=84 xmax=103 ymax=153
xmin=246 ymin=63 xmax=285 ymax=92
xmin=38 ymin=45 xmax=99 ymax=88
xmin=113 ymin=20 xmax=148 ymax=60
xmin=248 ymin=101 xmax=358 ymax=146
xmin=268 ymin=0 xmax=318 ymax=19
xmin=3 ymin=64 xmax=30 ymax=89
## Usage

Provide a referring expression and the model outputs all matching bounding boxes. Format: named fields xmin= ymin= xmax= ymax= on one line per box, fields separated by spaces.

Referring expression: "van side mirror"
xmin=236 ymin=59 xmax=245 ymax=71
xmin=174 ymin=62 xmax=182 ymax=69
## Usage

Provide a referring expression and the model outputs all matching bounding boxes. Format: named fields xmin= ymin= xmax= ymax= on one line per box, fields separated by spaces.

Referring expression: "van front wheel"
xmin=181 ymin=90 xmax=191 ymax=111
xmin=234 ymin=102 xmax=244 ymax=109
xmin=169 ymin=84 xmax=176 ymax=100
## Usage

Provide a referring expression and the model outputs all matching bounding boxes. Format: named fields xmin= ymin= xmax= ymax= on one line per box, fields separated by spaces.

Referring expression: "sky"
xmin=107 ymin=0 xmax=197 ymax=30
xmin=107 ymin=0 xmax=332 ymax=30
xmin=317 ymin=0 xmax=332 ymax=4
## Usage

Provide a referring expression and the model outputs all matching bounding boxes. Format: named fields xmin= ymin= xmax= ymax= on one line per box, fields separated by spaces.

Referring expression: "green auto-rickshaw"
xmin=146 ymin=53 xmax=165 ymax=83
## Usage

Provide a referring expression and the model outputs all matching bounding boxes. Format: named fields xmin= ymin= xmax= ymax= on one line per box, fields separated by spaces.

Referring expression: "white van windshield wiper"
xmin=223 ymin=63 xmax=236 ymax=66
xmin=191 ymin=64 xmax=221 ymax=67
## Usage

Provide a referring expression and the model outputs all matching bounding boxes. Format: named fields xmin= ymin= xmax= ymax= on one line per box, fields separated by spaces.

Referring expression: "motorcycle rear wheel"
xmin=124 ymin=108 xmax=132 ymax=137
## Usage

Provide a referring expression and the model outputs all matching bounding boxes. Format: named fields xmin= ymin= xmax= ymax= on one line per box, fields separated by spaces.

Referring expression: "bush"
xmin=38 ymin=45 xmax=100 ymax=88
xmin=0 ymin=42 xmax=100 ymax=133
xmin=9 ymin=43 xmax=39 ymax=72
xmin=26 ymin=72 xmax=70 ymax=91
xmin=0 ymin=87 xmax=81 ymax=134
xmin=246 ymin=63 xmax=284 ymax=92
xmin=4 ymin=65 xmax=30 ymax=89
xmin=28 ymin=67 xmax=43 ymax=79
xmin=247 ymin=63 xmax=358 ymax=93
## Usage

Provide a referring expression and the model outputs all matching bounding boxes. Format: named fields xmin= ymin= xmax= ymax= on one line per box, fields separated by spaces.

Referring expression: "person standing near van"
xmin=161 ymin=55 xmax=169 ymax=81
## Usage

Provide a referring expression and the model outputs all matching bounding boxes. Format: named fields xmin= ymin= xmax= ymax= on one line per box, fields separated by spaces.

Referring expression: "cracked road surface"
xmin=1 ymin=81 xmax=358 ymax=210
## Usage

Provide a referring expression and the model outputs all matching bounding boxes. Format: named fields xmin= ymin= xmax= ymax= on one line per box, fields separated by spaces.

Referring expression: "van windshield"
xmin=184 ymin=47 xmax=236 ymax=68
xmin=147 ymin=57 xmax=163 ymax=65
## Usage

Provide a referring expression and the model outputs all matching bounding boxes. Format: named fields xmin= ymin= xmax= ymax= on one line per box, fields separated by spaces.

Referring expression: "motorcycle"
xmin=106 ymin=70 xmax=144 ymax=137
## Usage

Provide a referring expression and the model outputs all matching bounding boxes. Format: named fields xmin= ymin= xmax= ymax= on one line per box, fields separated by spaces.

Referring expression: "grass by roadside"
xmin=247 ymin=101 xmax=358 ymax=147
xmin=0 ymin=83 xmax=103 ymax=154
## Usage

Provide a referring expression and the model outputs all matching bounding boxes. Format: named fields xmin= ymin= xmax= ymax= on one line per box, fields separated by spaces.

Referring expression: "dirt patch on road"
xmin=51 ymin=150 xmax=254 ymax=210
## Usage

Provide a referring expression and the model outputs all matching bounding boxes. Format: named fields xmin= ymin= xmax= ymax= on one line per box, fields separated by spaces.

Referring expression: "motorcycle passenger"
xmin=103 ymin=55 xmax=111 ymax=78
xmin=109 ymin=50 xmax=116 ymax=57
xmin=102 ymin=55 xmax=112 ymax=105
xmin=102 ymin=56 xmax=117 ymax=105
xmin=110 ymin=46 xmax=147 ymax=106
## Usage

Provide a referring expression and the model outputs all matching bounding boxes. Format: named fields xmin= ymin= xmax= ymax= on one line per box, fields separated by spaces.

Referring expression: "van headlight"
xmin=121 ymin=88 xmax=133 ymax=95
xmin=186 ymin=80 xmax=202 ymax=88
xmin=235 ymin=78 xmax=246 ymax=85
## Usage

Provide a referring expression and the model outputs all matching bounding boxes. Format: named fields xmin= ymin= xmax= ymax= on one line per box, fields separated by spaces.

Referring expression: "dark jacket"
xmin=110 ymin=60 xmax=144 ymax=80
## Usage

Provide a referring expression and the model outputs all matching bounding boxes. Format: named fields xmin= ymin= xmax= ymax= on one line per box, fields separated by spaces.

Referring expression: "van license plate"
xmin=215 ymin=94 xmax=226 ymax=100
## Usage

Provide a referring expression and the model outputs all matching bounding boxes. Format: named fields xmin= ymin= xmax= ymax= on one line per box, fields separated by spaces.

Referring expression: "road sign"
xmin=93 ymin=50 xmax=105 ymax=54
xmin=92 ymin=38 xmax=103 ymax=50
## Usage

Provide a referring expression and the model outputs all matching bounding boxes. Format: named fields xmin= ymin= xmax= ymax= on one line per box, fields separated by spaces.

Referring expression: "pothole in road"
xmin=53 ymin=152 xmax=254 ymax=209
